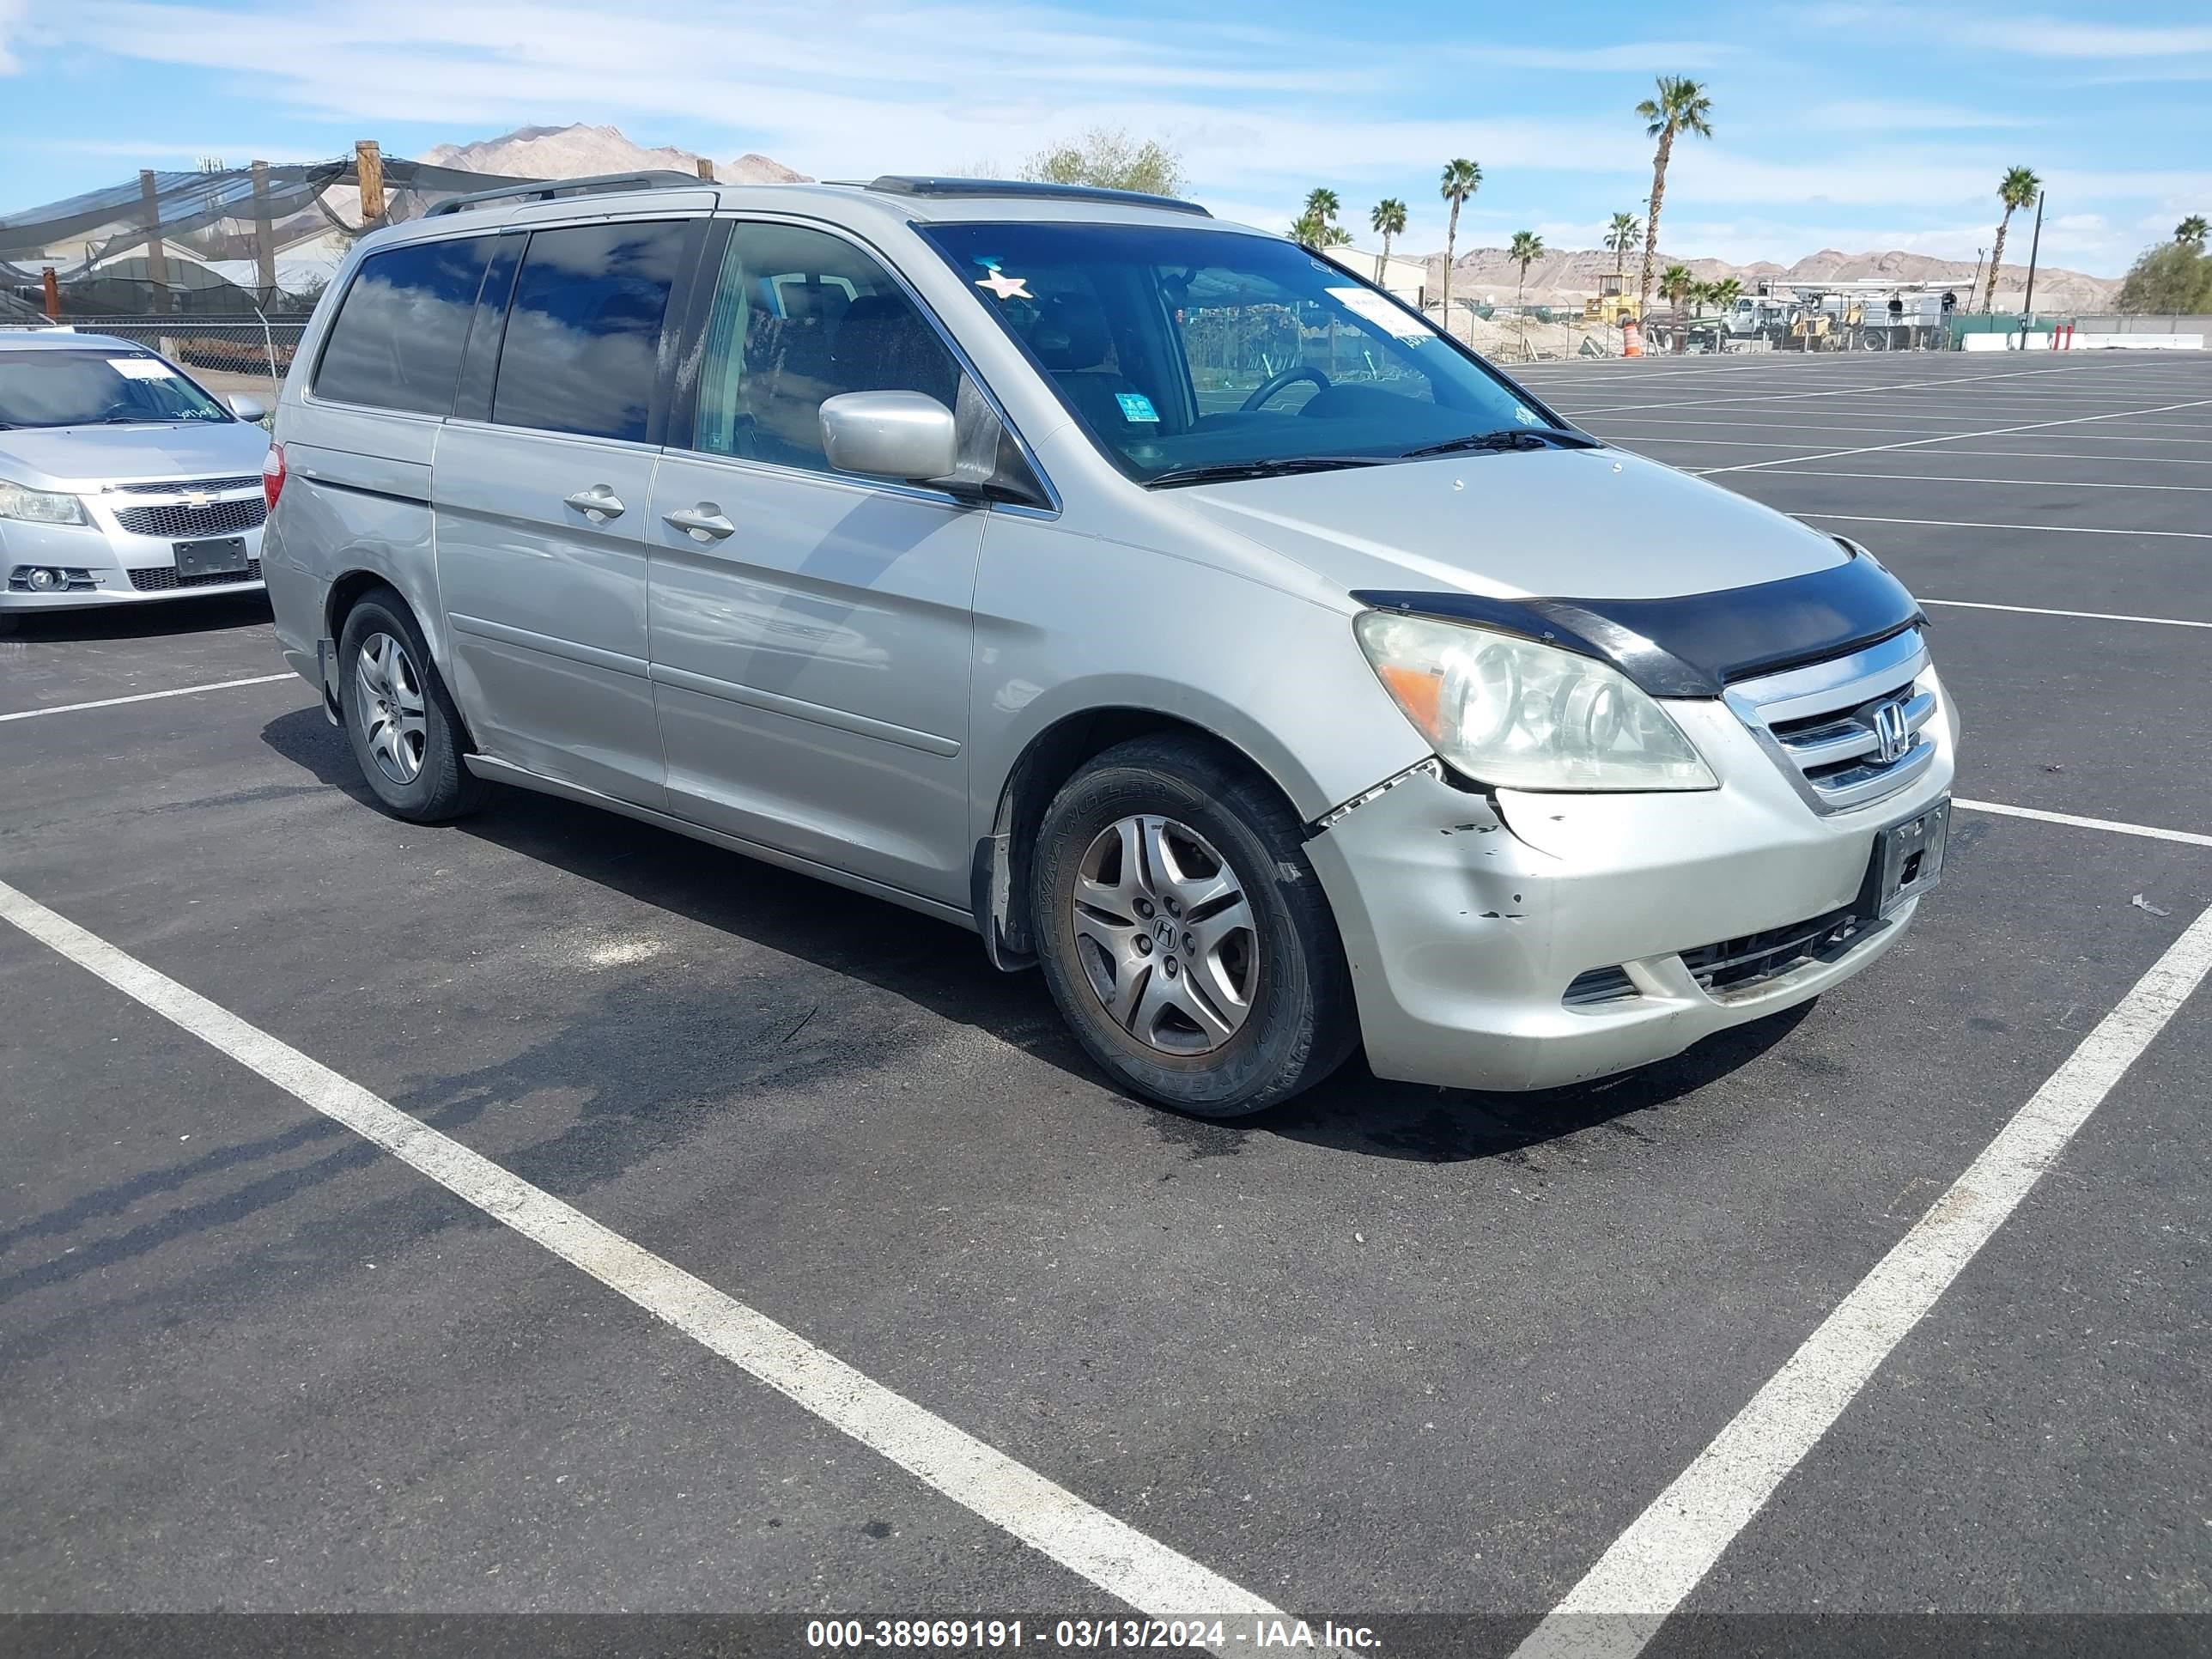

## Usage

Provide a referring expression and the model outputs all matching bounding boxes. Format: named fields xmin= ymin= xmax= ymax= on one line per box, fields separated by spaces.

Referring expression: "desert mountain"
xmin=1414 ymin=243 xmax=2118 ymax=313
xmin=420 ymin=123 xmax=808 ymax=186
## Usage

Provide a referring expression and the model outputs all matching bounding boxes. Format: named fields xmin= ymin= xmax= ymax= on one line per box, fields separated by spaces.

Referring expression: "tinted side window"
xmin=315 ymin=237 xmax=495 ymax=415
xmin=690 ymin=222 xmax=962 ymax=474
xmin=491 ymin=222 xmax=688 ymax=443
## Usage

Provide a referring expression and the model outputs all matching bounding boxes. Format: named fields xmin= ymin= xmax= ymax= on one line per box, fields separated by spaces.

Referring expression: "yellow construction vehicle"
xmin=1583 ymin=274 xmax=1643 ymax=327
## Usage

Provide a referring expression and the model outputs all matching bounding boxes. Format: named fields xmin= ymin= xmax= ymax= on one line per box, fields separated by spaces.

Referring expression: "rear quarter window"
xmin=314 ymin=237 xmax=496 ymax=416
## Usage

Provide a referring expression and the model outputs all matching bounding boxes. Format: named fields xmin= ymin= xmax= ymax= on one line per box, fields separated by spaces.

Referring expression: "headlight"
xmin=0 ymin=479 xmax=89 ymax=526
xmin=1354 ymin=609 xmax=1717 ymax=791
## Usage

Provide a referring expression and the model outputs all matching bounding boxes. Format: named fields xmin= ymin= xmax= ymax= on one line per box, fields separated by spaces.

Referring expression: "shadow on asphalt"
xmin=258 ymin=705 xmax=1807 ymax=1169
xmin=0 ymin=591 xmax=271 ymax=642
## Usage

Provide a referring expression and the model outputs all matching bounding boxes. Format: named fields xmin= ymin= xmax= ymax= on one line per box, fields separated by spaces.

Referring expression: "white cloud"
xmin=1802 ymin=99 xmax=2033 ymax=131
xmin=1452 ymin=40 xmax=1744 ymax=72
xmin=1977 ymin=16 xmax=2212 ymax=58
xmin=0 ymin=0 xmax=27 ymax=72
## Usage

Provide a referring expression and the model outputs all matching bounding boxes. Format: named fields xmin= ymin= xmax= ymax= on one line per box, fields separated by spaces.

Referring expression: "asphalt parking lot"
xmin=3 ymin=350 xmax=2209 ymax=1657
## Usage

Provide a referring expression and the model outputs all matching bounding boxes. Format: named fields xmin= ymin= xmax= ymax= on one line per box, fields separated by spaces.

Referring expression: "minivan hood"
xmin=0 ymin=421 xmax=270 ymax=489
xmin=1176 ymin=447 xmax=1845 ymax=601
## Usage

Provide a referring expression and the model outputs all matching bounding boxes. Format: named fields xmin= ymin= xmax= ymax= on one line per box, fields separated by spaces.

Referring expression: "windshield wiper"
xmin=1145 ymin=454 xmax=1392 ymax=489
xmin=1400 ymin=426 xmax=1600 ymax=459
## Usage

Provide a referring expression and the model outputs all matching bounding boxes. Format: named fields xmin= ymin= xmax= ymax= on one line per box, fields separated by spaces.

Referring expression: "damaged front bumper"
xmin=1304 ymin=684 xmax=1957 ymax=1092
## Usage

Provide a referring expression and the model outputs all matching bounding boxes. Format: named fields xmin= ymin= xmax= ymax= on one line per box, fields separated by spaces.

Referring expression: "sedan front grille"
xmin=113 ymin=496 xmax=267 ymax=538
xmin=128 ymin=559 xmax=264 ymax=592
xmin=112 ymin=475 xmax=262 ymax=495
xmin=1726 ymin=629 xmax=1936 ymax=814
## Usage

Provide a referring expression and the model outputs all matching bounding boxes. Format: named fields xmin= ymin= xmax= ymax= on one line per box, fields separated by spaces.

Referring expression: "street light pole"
xmin=2018 ymin=191 xmax=2045 ymax=350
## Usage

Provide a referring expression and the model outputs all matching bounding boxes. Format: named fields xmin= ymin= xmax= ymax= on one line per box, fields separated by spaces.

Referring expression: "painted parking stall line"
xmin=1956 ymin=799 xmax=2212 ymax=849
xmin=0 ymin=877 xmax=1311 ymax=1653
xmin=1689 ymin=396 xmax=2212 ymax=477
xmin=0 ymin=672 xmax=297 ymax=723
xmin=1510 ymin=900 xmax=2212 ymax=1659
xmin=1795 ymin=512 xmax=2212 ymax=542
xmin=1921 ymin=599 xmax=2212 ymax=630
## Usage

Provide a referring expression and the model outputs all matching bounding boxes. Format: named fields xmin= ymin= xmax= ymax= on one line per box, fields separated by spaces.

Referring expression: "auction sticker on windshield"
xmin=1325 ymin=287 xmax=1429 ymax=340
xmin=109 ymin=358 xmax=179 ymax=380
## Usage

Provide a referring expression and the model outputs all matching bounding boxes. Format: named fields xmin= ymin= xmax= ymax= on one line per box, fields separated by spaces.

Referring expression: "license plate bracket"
xmin=1858 ymin=798 xmax=1949 ymax=920
xmin=173 ymin=536 xmax=249 ymax=578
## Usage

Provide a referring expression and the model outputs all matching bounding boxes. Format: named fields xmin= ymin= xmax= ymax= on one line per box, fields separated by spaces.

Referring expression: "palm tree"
xmin=1371 ymin=198 xmax=1408 ymax=272
xmin=1981 ymin=166 xmax=2041 ymax=313
xmin=1290 ymin=207 xmax=1328 ymax=250
xmin=1305 ymin=187 xmax=1341 ymax=226
xmin=1661 ymin=263 xmax=1695 ymax=352
xmin=2178 ymin=215 xmax=2209 ymax=248
xmin=1606 ymin=210 xmax=1642 ymax=283
xmin=1509 ymin=230 xmax=1545 ymax=312
xmin=1437 ymin=158 xmax=1483 ymax=333
xmin=1711 ymin=276 xmax=1743 ymax=313
xmin=1635 ymin=76 xmax=1715 ymax=310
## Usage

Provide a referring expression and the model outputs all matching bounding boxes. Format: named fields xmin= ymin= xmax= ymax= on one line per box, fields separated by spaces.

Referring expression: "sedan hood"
xmin=0 ymin=421 xmax=270 ymax=489
xmin=1176 ymin=447 xmax=1846 ymax=601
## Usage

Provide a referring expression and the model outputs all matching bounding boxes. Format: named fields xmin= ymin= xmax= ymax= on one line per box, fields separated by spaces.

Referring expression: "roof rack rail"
xmin=857 ymin=176 xmax=1210 ymax=218
xmin=428 ymin=170 xmax=708 ymax=218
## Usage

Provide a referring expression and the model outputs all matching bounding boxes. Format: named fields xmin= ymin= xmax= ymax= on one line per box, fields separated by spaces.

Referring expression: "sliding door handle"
xmin=562 ymin=483 xmax=625 ymax=521
xmin=665 ymin=504 xmax=736 ymax=543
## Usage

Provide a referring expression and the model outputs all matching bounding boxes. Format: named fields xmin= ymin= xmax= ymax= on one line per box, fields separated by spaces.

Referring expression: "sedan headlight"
xmin=0 ymin=478 xmax=90 ymax=526
xmin=1354 ymin=609 xmax=1717 ymax=791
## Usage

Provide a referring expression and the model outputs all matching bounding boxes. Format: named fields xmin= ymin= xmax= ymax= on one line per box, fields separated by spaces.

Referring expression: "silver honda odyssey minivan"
xmin=263 ymin=172 xmax=1956 ymax=1116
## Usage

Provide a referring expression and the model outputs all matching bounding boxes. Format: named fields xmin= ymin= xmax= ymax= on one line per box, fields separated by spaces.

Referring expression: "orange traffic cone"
xmin=1621 ymin=319 xmax=1644 ymax=358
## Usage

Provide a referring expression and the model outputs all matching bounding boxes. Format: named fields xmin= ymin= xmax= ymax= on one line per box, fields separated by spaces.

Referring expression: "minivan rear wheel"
xmin=337 ymin=589 xmax=487 ymax=823
xmin=1031 ymin=736 xmax=1357 ymax=1117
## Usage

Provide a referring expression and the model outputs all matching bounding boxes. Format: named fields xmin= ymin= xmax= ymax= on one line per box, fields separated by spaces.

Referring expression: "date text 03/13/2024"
xmin=805 ymin=1617 xmax=1382 ymax=1650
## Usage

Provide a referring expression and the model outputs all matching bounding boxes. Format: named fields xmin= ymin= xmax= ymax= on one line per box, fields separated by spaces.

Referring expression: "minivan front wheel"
xmin=337 ymin=589 xmax=486 ymax=823
xmin=1032 ymin=736 xmax=1357 ymax=1117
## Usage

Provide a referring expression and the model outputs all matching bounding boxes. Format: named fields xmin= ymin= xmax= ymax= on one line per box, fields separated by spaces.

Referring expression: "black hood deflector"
xmin=1352 ymin=550 xmax=1923 ymax=698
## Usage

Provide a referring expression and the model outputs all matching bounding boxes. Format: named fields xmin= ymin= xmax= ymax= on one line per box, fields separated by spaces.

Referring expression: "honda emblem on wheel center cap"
xmin=1154 ymin=917 xmax=1178 ymax=950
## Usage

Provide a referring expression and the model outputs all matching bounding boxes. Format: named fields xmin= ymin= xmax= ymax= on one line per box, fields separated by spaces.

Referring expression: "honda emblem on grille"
xmin=1872 ymin=700 xmax=1910 ymax=764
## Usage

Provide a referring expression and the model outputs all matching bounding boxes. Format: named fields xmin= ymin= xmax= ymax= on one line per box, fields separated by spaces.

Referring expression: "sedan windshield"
xmin=918 ymin=221 xmax=1577 ymax=485
xmin=0 ymin=350 xmax=234 ymax=428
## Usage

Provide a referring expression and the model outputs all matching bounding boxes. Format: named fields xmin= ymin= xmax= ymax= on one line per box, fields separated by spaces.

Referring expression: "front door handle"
xmin=563 ymin=483 xmax=625 ymax=521
xmin=665 ymin=503 xmax=736 ymax=543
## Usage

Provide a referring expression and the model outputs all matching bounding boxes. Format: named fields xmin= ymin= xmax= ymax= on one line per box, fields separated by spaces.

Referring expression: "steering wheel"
xmin=1240 ymin=365 xmax=1331 ymax=412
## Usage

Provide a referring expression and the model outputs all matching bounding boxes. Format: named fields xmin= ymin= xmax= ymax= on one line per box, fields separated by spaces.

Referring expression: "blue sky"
xmin=3 ymin=0 xmax=2209 ymax=275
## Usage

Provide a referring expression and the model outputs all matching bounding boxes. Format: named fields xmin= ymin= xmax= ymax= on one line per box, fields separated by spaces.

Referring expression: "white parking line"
xmin=1956 ymin=799 xmax=2212 ymax=849
xmin=1760 ymin=470 xmax=2212 ymax=492
xmin=1583 ymin=418 xmax=2212 ymax=446
xmin=1510 ymin=899 xmax=2212 ymax=1659
xmin=0 ymin=673 xmax=296 ymax=724
xmin=0 ymin=878 xmax=1296 ymax=1647
xmin=1924 ymin=599 xmax=2212 ymax=629
xmin=1609 ymin=440 xmax=2212 ymax=467
xmin=1692 ymin=396 xmax=2212 ymax=477
xmin=1796 ymin=513 xmax=2212 ymax=541
xmin=1568 ymin=365 xmax=2168 ymax=416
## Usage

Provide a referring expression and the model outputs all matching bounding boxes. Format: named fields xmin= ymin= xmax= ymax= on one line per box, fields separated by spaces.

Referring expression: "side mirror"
xmin=818 ymin=391 xmax=958 ymax=484
xmin=228 ymin=393 xmax=269 ymax=422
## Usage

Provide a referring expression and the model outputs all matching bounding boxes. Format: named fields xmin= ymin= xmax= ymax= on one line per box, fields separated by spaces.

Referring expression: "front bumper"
xmin=1308 ymin=673 xmax=1958 ymax=1092
xmin=1 ymin=501 xmax=265 ymax=612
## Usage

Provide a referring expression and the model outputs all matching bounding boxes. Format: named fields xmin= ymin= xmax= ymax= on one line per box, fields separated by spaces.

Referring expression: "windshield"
xmin=918 ymin=222 xmax=1574 ymax=484
xmin=0 ymin=350 xmax=234 ymax=428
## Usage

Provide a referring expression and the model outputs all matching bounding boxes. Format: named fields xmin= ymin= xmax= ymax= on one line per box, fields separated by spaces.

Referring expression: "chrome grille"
xmin=128 ymin=559 xmax=264 ymax=592
xmin=1725 ymin=629 xmax=1936 ymax=814
xmin=113 ymin=495 xmax=267 ymax=538
xmin=113 ymin=475 xmax=262 ymax=495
